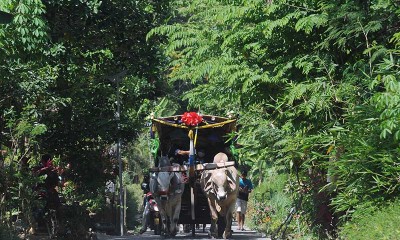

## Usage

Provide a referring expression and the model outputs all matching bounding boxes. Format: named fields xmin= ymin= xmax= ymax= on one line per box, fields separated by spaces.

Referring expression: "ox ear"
xmin=201 ymin=170 xmax=213 ymax=193
xmin=225 ymin=169 xmax=237 ymax=191
xmin=150 ymin=173 xmax=158 ymax=193
xmin=171 ymin=172 xmax=184 ymax=193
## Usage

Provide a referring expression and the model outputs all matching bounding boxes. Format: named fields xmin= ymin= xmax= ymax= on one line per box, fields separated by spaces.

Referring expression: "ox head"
xmin=153 ymin=171 xmax=174 ymax=200
xmin=150 ymin=165 xmax=184 ymax=201
xmin=150 ymin=156 xmax=174 ymax=200
xmin=202 ymin=167 xmax=238 ymax=201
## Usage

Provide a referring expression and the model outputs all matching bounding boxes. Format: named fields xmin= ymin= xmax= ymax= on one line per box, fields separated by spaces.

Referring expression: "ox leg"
xmin=164 ymin=203 xmax=173 ymax=236
xmin=207 ymin=199 xmax=218 ymax=238
xmin=164 ymin=205 xmax=170 ymax=236
xmin=170 ymin=201 xmax=181 ymax=236
xmin=223 ymin=203 xmax=237 ymax=239
xmin=161 ymin=218 xmax=167 ymax=236
xmin=209 ymin=219 xmax=218 ymax=239
xmin=166 ymin=217 xmax=171 ymax=236
xmin=159 ymin=208 xmax=168 ymax=236
xmin=223 ymin=210 xmax=233 ymax=239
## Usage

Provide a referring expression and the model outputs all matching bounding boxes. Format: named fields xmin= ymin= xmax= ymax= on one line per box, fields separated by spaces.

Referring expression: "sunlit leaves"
xmin=295 ymin=13 xmax=328 ymax=34
xmin=13 ymin=0 xmax=48 ymax=52
xmin=370 ymin=57 xmax=400 ymax=140
xmin=148 ymin=1 xmax=400 ymax=234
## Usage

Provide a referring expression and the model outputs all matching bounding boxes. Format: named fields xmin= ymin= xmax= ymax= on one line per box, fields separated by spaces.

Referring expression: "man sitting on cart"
xmin=173 ymin=148 xmax=190 ymax=165
xmin=172 ymin=148 xmax=207 ymax=164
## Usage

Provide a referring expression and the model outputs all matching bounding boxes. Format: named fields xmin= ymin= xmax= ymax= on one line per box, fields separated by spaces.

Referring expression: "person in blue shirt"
xmin=235 ymin=170 xmax=253 ymax=231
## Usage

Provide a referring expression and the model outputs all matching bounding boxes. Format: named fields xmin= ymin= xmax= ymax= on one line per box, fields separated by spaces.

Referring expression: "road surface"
xmin=96 ymin=223 xmax=267 ymax=240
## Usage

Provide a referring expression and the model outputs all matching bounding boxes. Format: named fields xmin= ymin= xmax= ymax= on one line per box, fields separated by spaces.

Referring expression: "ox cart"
xmin=148 ymin=113 xmax=238 ymax=237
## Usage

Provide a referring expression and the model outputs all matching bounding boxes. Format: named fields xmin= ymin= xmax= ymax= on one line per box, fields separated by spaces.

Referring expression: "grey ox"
xmin=150 ymin=156 xmax=185 ymax=236
xmin=200 ymin=153 xmax=239 ymax=239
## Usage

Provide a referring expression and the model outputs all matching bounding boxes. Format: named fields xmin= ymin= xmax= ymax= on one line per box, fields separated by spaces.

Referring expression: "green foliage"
xmin=247 ymin=175 xmax=291 ymax=233
xmin=370 ymin=60 xmax=400 ymax=140
xmin=79 ymin=191 xmax=107 ymax=213
xmin=147 ymin=0 xmax=400 ymax=237
xmin=125 ymin=131 xmax=155 ymax=177
xmin=340 ymin=201 xmax=400 ymax=240
xmin=2 ymin=0 xmax=400 ymax=237
xmin=4 ymin=0 xmax=48 ymax=53
xmin=125 ymin=183 xmax=143 ymax=229
xmin=236 ymin=105 xmax=285 ymax=183
xmin=0 ymin=0 xmax=171 ymax=234
xmin=0 ymin=225 xmax=19 ymax=240
xmin=247 ymin=174 xmax=313 ymax=238
xmin=327 ymin=121 xmax=400 ymax=215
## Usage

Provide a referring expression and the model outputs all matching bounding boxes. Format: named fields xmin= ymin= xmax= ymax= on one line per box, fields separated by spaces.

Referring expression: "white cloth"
xmin=235 ymin=198 xmax=248 ymax=213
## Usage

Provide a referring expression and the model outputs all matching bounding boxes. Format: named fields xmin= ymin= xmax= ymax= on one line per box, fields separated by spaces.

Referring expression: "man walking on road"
xmin=139 ymin=174 xmax=151 ymax=234
xmin=236 ymin=170 xmax=253 ymax=231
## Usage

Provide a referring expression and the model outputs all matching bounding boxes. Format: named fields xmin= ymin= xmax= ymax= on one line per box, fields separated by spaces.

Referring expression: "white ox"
xmin=150 ymin=156 xmax=185 ymax=236
xmin=200 ymin=153 xmax=238 ymax=239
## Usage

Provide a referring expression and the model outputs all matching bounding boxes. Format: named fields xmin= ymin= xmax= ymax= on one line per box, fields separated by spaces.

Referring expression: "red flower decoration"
xmin=181 ymin=112 xmax=203 ymax=126
xmin=44 ymin=160 xmax=53 ymax=168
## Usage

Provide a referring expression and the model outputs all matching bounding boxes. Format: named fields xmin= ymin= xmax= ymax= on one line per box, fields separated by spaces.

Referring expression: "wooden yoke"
xmin=198 ymin=161 xmax=235 ymax=170
xmin=149 ymin=165 xmax=188 ymax=172
xmin=149 ymin=161 xmax=235 ymax=173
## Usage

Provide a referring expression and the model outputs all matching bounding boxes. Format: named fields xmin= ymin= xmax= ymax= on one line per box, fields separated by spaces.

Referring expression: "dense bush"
xmin=248 ymin=175 xmax=290 ymax=233
xmin=125 ymin=183 xmax=143 ymax=230
xmin=339 ymin=201 xmax=400 ymax=240
xmin=247 ymin=173 xmax=320 ymax=239
xmin=0 ymin=0 xmax=169 ymax=235
xmin=0 ymin=225 xmax=19 ymax=240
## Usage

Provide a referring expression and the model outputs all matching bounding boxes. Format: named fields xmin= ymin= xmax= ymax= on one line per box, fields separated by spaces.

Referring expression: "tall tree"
xmin=0 ymin=0 xmax=171 ymax=229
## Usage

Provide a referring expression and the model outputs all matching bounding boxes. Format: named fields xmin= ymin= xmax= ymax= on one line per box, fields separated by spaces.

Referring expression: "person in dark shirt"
xmin=139 ymin=174 xmax=151 ymax=234
xmin=235 ymin=170 xmax=253 ymax=231
xmin=37 ymin=155 xmax=59 ymax=189
xmin=196 ymin=149 xmax=206 ymax=164
xmin=31 ymin=154 xmax=61 ymax=233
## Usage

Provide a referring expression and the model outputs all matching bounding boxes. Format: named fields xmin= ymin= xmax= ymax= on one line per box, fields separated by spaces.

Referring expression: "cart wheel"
xmin=191 ymin=224 xmax=195 ymax=236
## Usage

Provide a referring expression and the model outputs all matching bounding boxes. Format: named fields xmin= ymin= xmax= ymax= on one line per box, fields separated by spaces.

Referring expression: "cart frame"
xmin=148 ymin=113 xmax=237 ymax=236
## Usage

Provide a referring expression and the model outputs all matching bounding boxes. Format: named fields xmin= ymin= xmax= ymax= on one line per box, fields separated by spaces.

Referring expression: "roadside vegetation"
xmin=1 ymin=0 xmax=399 ymax=239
